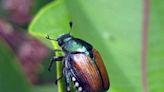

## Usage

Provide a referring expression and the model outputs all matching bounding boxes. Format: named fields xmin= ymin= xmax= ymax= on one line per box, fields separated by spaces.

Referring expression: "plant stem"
xmin=52 ymin=41 xmax=65 ymax=92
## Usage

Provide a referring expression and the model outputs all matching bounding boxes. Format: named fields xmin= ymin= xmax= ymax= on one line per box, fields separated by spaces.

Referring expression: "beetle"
xmin=46 ymin=22 xmax=110 ymax=92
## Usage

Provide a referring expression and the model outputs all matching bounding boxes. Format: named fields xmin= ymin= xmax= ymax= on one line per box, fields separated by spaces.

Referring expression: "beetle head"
xmin=57 ymin=33 xmax=72 ymax=46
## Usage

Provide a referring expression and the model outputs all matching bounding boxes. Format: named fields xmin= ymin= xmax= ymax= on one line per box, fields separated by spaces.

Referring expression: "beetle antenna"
xmin=68 ymin=22 xmax=73 ymax=35
xmin=45 ymin=34 xmax=57 ymax=41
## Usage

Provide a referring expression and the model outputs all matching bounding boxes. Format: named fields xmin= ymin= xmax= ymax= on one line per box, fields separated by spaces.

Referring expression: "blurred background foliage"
xmin=0 ymin=0 xmax=164 ymax=92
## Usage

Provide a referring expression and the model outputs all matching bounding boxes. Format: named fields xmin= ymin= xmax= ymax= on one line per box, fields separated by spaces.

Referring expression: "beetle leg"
xmin=64 ymin=68 xmax=72 ymax=92
xmin=55 ymin=75 xmax=63 ymax=85
xmin=70 ymin=51 xmax=85 ymax=54
xmin=65 ymin=75 xmax=72 ymax=92
xmin=48 ymin=56 xmax=64 ymax=72
xmin=55 ymin=64 xmax=65 ymax=85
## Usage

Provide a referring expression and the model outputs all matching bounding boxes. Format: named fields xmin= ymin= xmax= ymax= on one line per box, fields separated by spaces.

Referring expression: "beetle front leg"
xmin=48 ymin=56 xmax=64 ymax=72
xmin=55 ymin=65 xmax=66 ymax=85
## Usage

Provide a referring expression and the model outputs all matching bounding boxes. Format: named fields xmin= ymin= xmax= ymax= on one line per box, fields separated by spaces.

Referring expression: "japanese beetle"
xmin=47 ymin=22 xmax=110 ymax=92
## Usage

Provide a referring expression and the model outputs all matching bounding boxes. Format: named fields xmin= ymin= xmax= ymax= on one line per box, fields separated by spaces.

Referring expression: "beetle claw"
xmin=55 ymin=76 xmax=63 ymax=85
xmin=45 ymin=34 xmax=56 ymax=41
xmin=48 ymin=67 xmax=51 ymax=72
xmin=55 ymin=79 xmax=58 ymax=85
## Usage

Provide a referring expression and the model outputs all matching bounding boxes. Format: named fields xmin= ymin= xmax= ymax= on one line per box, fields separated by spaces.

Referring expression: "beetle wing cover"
xmin=93 ymin=49 xmax=110 ymax=90
xmin=71 ymin=53 xmax=102 ymax=92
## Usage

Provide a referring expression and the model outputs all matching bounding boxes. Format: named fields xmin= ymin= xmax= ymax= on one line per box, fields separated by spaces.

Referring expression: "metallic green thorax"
xmin=57 ymin=34 xmax=93 ymax=58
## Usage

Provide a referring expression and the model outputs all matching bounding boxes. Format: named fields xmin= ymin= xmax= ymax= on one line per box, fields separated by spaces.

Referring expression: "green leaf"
xmin=29 ymin=0 xmax=70 ymax=39
xmin=0 ymin=40 xmax=31 ymax=92
xmin=29 ymin=0 xmax=164 ymax=92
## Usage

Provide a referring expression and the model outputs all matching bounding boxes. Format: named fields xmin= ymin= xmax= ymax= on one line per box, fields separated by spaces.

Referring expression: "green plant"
xmin=29 ymin=0 xmax=164 ymax=92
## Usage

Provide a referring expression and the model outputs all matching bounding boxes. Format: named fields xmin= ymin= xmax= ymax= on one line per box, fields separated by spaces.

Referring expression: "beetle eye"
xmin=57 ymin=39 xmax=63 ymax=46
